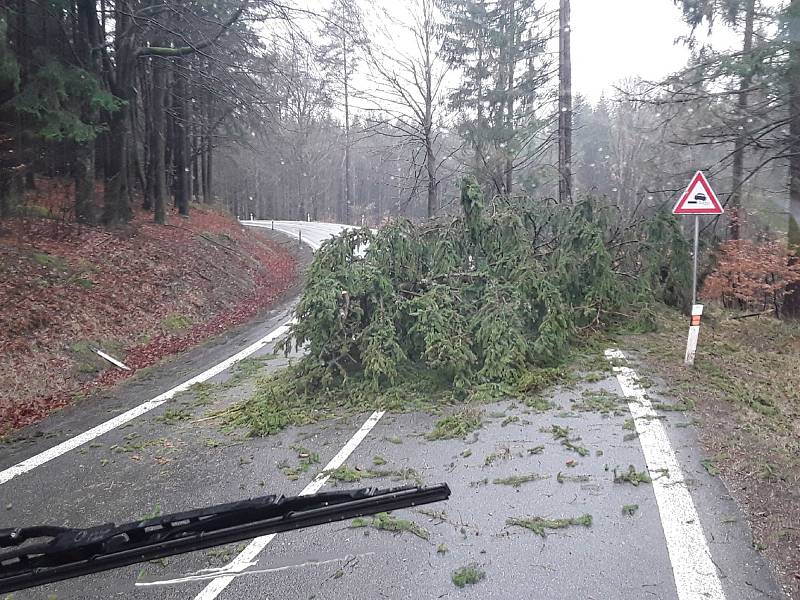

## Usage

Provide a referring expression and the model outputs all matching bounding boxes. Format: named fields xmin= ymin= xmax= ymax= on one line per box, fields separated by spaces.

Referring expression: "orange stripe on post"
xmin=690 ymin=316 xmax=702 ymax=326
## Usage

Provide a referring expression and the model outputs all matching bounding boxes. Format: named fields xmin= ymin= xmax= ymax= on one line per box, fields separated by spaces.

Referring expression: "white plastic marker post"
xmin=0 ymin=321 xmax=294 ymax=487
xmin=95 ymin=349 xmax=131 ymax=371
xmin=606 ymin=349 xmax=726 ymax=600
xmin=192 ymin=410 xmax=386 ymax=600
xmin=672 ymin=171 xmax=723 ymax=363
xmin=684 ymin=304 xmax=704 ymax=366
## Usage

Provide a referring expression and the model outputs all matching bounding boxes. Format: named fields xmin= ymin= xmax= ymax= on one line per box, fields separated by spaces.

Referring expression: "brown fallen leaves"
xmin=0 ymin=183 xmax=297 ymax=434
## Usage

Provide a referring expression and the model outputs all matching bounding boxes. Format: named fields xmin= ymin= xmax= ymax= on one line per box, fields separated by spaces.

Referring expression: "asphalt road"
xmin=0 ymin=221 xmax=787 ymax=600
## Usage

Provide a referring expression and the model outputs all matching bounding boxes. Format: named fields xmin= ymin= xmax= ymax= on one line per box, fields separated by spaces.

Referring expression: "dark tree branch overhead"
xmin=136 ymin=1 xmax=249 ymax=58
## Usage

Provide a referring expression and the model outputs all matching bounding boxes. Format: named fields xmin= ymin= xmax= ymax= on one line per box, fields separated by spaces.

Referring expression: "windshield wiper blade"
xmin=0 ymin=483 xmax=450 ymax=593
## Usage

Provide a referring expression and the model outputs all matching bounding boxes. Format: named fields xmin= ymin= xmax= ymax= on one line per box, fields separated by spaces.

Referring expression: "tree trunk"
xmin=166 ymin=66 xmax=176 ymax=208
xmin=342 ymin=20 xmax=352 ymax=225
xmin=74 ymin=141 xmax=96 ymax=223
xmin=729 ymin=0 xmax=756 ymax=240
xmin=151 ymin=56 xmax=167 ymax=224
xmin=172 ymin=69 xmax=191 ymax=216
xmin=505 ymin=0 xmax=516 ymax=195
xmin=142 ymin=59 xmax=153 ymax=211
xmin=130 ymin=91 xmax=146 ymax=200
xmin=558 ymin=0 xmax=573 ymax=204
xmin=0 ymin=168 xmax=21 ymax=220
xmin=426 ymin=140 xmax=437 ymax=218
xmin=423 ymin=0 xmax=437 ymax=219
xmin=144 ymin=74 xmax=154 ymax=211
xmin=205 ymin=139 xmax=213 ymax=204
xmin=103 ymin=106 xmax=132 ymax=224
xmin=102 ymin=6 xmax=134 ymax=225
xmin=475 ymin=42 xmax=485 ymax=186
xmin=786 ymin=0 xmax=800 ymax=317
xmin=193 ymin=118 xmax=202 ymax=203
xmin=202 ymin=82 xmax=211 ymax=204
xmin=198 ymin=125 xmax=207 ymax=204
xmin=184 ymin=67 xmax=193 ymax=212
xmin=198 ymin=145 xmax=205 ymax=204
xmin=74 ymin=0 xmax=98 ymax=224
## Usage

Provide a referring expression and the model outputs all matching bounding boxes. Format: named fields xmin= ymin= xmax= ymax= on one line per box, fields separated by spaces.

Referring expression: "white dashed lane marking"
xmin=191 ymin=410 xmax=386 ymax=600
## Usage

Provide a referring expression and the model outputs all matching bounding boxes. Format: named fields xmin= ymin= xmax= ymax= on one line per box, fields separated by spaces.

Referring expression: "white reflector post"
xmin=684 ymin=304 xmax=704 ymax=366
xmin=95 ymin=349 xmax=131 ymax=371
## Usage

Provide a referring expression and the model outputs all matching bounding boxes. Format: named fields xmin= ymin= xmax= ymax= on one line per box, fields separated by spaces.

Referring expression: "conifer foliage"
xmin=281 ymin=179 xmax=691 ymax=396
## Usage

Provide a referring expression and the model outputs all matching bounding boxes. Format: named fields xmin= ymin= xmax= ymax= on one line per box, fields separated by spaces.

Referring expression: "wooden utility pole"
xmin=558 ymin=0 xmax=572 ymax=204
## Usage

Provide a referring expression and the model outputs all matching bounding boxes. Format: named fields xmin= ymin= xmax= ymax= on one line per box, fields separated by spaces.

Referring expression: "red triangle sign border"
xmin=672 ymin=171 xmax=724 ymax=215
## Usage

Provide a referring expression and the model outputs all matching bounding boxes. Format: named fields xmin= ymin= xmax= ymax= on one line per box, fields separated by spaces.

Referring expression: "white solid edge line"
xmin=193 ymin=410 xmax=386 ymax=600
xmin=605 ymin=349 xmax=726 ymax=600
xmin=0 ymin=321 xmax=296 ymax=487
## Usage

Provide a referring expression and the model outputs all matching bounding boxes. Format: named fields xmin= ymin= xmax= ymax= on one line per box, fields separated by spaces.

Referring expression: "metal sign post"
xmin=692 ymin=215 xmax=699 ymax=305
xmin=672 ymin=171 xmax=723 ymax=366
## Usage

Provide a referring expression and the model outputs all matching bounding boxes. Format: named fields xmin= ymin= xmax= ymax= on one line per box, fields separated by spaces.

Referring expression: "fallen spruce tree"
xmin=226 ymin=179 xmax=691 ymax=435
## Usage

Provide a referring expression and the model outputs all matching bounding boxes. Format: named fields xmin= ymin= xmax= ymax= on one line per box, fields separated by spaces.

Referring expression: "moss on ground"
xmin=161 ymin=313 xmax=193 ymax=332
xmin=32 ymin=251 xmax=68 ymax=270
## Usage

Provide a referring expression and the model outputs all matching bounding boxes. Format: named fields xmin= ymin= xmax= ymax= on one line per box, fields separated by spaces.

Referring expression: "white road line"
xmin=606 ymin=349 xmax=726 ymax=600
xmin=0 ymin=322 xmax=294 ymax=487
xmin=242 ymin=221 xmax=324 ymax=251
xmin=193 ymin=410 xmax=386 ymax=600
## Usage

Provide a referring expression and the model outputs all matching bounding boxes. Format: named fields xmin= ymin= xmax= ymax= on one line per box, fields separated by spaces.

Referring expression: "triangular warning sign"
xmin=673 ymin=171 xmax=724 ymax=215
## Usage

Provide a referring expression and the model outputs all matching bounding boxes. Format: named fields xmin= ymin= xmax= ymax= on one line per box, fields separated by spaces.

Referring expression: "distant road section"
xmin=242 ymin=220 xmax=355 ymax=251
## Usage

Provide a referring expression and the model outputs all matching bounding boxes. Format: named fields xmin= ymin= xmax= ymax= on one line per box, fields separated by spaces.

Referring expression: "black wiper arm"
xmin=0 ymin=483 xmax=450 ymax=593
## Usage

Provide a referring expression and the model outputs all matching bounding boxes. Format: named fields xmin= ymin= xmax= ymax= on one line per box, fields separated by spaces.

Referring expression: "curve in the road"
xmin=0 ymin=222 xmax=350 ymax=487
